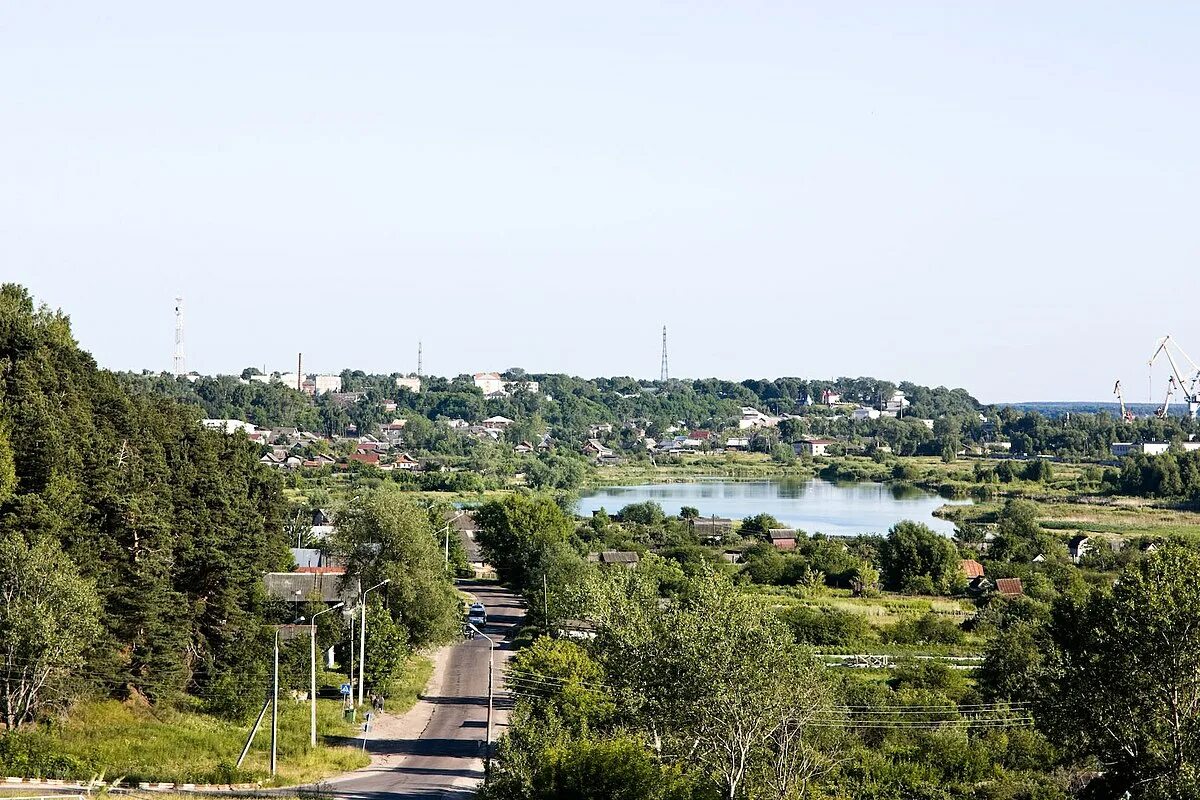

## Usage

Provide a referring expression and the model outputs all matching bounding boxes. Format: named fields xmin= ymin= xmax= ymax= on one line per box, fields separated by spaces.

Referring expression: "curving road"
xmin=324 ymin=581 xmax=523 ymax=800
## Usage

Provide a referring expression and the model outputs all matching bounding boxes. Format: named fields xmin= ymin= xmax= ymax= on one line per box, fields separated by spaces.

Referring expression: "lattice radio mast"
xmin=173 ymin=297 xmax=186 ymax=376
xmin=660 ymin=325 xmax=669 ymax=382
xmin=417 ymin=340 xmax=423 ymax=378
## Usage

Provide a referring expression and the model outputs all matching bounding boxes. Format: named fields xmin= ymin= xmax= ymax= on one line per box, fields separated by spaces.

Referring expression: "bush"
xmin=883 ymin=613 xmax=966 ymax=646
xmin=0 ymin=732 xmax=90 ymax=779
xmin=779 ymin=605 xmax=873 ymax=646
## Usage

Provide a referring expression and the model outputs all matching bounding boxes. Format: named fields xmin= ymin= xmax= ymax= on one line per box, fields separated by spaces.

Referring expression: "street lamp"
xmin=439 ymin=510 xmax=466 ymax=571
xmin=310 ymin=601 xmax=344 ymax=747
xmin=358 ymin=579 xmax=391 ymax=706
xmin=465 ymin=621 xmax=498 ymax=772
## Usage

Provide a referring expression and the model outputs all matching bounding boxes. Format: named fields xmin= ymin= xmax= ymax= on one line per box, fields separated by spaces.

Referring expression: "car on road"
xmin=466 ymin=601 xmax=487 ymax=627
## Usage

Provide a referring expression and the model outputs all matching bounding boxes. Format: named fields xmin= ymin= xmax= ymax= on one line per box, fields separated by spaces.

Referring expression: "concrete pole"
xmin=270 ymin=630 xmax=279 ymax=777
xmin=358 ymin=600 xmax=367 ymax=707
xmin=358 ymin=580 xmax=391 ymax=706
xmin=311 ymin=603 xmax=343 ymax=748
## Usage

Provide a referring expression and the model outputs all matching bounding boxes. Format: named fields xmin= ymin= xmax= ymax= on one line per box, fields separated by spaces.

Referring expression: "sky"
xmin=3 ymin=3 xmax=1198 ymax=403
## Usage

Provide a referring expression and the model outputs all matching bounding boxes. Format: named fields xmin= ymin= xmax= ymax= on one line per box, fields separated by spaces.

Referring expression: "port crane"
xmin=1157 ymin=375 xmax=1178 ymax=419
xmin=1148 ymin=335 xmax=1200 ymax=419
xmin=1113 ymin=380 xmax=1135 ymax=422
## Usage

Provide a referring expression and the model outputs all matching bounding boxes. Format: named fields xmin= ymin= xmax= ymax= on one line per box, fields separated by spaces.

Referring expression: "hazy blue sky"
xmin=3 ymin=3 xmax=1197 ymax=403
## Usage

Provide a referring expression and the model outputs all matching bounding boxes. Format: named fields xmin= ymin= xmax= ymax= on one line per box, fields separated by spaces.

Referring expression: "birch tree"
xmin=0 ymin=531 xmax=101 ymax=730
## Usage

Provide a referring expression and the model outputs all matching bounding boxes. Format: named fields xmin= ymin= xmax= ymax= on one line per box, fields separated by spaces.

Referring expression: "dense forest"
xmin=0 ymin=286 xmax=460 ymax=756
xmin=0 ymin=284 xmax=291 ymax=725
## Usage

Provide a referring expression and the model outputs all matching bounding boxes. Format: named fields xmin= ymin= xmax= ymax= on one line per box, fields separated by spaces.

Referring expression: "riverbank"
xmin=589 ymin=453 xmax=1200 ymax=540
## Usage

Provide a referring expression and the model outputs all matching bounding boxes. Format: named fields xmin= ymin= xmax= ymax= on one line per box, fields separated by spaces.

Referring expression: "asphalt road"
xmin=325 ymin=581 xmax=524 ymax=800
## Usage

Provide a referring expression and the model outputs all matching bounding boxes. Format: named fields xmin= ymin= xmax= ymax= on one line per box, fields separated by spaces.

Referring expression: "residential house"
xmin=960 ymin=559 xmax=985 ymax=580
xmin=482 ymin=415 xmax=515 ymax=430
xmin=768 ymin=529 xmax=798 ymax=551
xmin=725 ymin=437 xmax=751 ymax=450
xmin=348 ymin=451 xmax=380 ymax=466
xmin=995 ymin=577 xmax=1024 ymax=597
xmin=852 ymin=407 xmax=881 ymax=421
xmin=885 ymin=391 xmax=910 ymax=414
xmin=795 ymin=438 xmax=837 ymax=457
xmin=738 ymin=407 xmax=779 ymax=430
xmin=264 ymin=570 xmax=359 ymax=606
xmin=587 ymin=551 xmax=641 ymax=568
xmin=821 ymin=389 xmax=842 ymax=405
xmin=391 ymin=452 xmax=421 ymax=471
xmin=692 ymin=517 xmax=735 ymax=542
xmin=514 ymin=441 xmax=534 ymax=454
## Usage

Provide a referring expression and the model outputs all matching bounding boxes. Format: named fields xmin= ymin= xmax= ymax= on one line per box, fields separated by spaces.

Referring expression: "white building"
xmin=278 ymin=372 xmax=303 ymax=390
xmin=312 ymin=374 xmax=342 ymax=394
xmin=885 ymin=391 xmax=911 ymax=414
xmin=738 ymin=407 xmax=780 ymax=429
xmin=395 ymin=376 xmax=421 ymax=393
xmin=852 ymin=407 xmax=881 ymax=421
xmin=473 ymin=372 xmax=506 ymax=395
xmin=200 ymin=419 xmax=258 ymax=435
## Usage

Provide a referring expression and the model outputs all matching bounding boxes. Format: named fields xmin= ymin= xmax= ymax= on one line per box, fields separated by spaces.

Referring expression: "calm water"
xmin=576 ymin=479 xmax=969 ymax=537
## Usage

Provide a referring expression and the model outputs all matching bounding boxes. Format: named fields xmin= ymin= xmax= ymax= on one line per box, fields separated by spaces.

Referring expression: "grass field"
xmin=10 ymin=697 xmax=368 ymax=786
xmin=1 ymin=653 xmax=436 ymax=787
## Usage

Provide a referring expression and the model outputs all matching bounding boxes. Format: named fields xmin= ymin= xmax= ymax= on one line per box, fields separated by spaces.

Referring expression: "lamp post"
xmin=358 ymin=579 xmax=391 ymax=706
xmin=439 ymin=510 xmax=466 ymax=571
xmin=465 ymin=621 xmax=497 ymax=772
xmin=310 ymin=602 xmax=344 ymax=748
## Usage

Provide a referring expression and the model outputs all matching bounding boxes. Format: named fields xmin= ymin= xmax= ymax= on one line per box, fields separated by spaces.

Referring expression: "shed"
xmin=960 ymin=559 xmax=985 ymax=579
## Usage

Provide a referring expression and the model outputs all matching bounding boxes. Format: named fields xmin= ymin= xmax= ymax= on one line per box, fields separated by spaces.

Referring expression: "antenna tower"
xmin=173 ymin=297 xmax=186 ymax=376
xmin=660 ymin=325 xmax=669 ymax=382
xmin=418 ymin=340 xmax=423 ymax=378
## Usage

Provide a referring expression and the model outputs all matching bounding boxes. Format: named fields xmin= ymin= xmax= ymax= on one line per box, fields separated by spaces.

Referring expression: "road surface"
xmin=324 ymin=581 xmax=523 ymax=800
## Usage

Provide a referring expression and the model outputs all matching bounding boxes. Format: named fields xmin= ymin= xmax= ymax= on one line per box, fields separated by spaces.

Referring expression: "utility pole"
xmin=310 ymin=602 xmax=344 ymax=747
xmin=270 ymin=627 xmax=280 ymax=776
xmin=358 ymin=579 xmax=391 ymax=706
xmin=543 ymin=573 xmax=549 ymax=628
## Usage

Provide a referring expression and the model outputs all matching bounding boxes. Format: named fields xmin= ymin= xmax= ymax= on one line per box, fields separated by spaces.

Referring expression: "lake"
xmin=576 ymin=479 xmax=969 ymax=537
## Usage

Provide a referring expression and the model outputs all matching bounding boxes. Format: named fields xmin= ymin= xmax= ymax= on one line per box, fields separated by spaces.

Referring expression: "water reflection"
xmin=576 ymin=479 xmax=970 ymax=537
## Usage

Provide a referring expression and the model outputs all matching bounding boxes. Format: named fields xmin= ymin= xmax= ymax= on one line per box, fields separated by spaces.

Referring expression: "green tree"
xmin=878 ymin=521 xmax=960 ymax=593
xmin=476 ymin=493 xmax=574 ymax=591
xmin=1039 ymin=545 xmax=1200 ymax=798
xmin=333 ymin=486 xmax=461 ymax=648
xmin=0 ymin=532 xmax=102 ymax=729
xmin=364 ymin=600 xmax=409 ymax=696
xmin=740 ymin=513 xmax=783 ymax=537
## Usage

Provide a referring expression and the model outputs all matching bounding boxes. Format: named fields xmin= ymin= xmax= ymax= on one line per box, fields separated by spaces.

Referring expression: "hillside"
xmin=0 ymin=284 xmax=290 ymax=716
